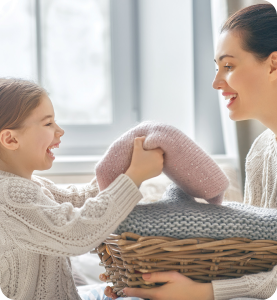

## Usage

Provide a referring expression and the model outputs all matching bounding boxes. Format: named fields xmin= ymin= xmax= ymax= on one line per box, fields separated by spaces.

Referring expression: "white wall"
xmin=138 ymin=0 xmax=195 ymax=139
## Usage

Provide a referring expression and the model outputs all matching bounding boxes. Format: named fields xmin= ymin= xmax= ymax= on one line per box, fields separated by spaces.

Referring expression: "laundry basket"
xmin=91 ymin=232 xmax=277 ymax=297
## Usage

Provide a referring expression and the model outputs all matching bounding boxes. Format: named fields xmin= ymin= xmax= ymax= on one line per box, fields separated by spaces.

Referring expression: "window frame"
xmin=36 ymin=0 xmax=140 ymax=156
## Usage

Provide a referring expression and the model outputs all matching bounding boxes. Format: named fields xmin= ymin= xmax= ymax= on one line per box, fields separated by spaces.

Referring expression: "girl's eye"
xmin=45 ymin=120 xmax=57 ymax=126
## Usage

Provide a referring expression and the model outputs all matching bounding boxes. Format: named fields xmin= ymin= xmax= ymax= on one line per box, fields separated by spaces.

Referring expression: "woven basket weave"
xmin=91 ymin=232 xmax=277 ymax=297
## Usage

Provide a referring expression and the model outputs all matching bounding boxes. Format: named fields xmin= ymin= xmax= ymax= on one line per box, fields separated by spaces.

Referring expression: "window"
xmin=0 ymin=0 xmax=37 ymax=80
xmin=40 ymin=0 xmax=113 ymax=125
xmin=2 ymin=0 xmax=230 ymax=176
xmin=0 ymin=0 xmax=140 ymax=159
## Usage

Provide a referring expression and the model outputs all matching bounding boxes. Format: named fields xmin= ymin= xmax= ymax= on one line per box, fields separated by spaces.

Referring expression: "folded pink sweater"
xmin=95 ymin=121 xmax=229 ymax=205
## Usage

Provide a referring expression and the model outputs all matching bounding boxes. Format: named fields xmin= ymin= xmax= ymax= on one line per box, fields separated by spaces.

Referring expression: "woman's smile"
xmin=212 ymin=30 xmax=273 ymax=122
xmin=222 ymin=92 xmax=238 ymax=108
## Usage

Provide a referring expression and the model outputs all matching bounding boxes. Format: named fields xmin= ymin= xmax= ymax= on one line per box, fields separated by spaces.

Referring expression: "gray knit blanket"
xmin=114 ymin=183 xmax=277 ymax=240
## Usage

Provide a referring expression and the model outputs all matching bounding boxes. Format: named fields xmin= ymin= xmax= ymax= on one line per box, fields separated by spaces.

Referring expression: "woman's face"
xmin=213 ymin=30 xmax=272 ymax=122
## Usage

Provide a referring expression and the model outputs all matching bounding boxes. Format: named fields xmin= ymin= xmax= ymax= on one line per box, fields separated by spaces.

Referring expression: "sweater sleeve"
xmin=31 ymin=174 xmax=99 ymax=208
xmin=0 ymin=174 xmax=143 ymax=257
xmin=212 ymin=265 xmax=277 ymax=300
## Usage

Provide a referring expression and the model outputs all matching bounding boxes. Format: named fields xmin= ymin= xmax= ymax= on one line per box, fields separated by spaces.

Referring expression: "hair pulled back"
xmin=221 ymin=3 xmax=277 ymax=62
xmin=0 ymin=78 xmax=47 ymax=133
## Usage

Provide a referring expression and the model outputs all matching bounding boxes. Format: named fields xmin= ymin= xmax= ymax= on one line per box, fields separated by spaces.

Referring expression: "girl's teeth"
xmin=47 ymin=148 xmax=54 ymax=157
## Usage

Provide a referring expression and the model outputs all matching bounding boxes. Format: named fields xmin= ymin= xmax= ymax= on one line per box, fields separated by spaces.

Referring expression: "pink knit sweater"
xmin=95 ymin=121 xmax=229 ymax=205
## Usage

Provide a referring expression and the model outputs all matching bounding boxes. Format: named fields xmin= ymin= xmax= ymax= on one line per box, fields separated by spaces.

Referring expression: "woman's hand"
xmin=125 ymin=136 xmax=164 ymax=187
xmin=99 ymin=274 xmax=118 ymax=299
xmin=100 ymin=271 xmax=214 ymax=300
xmin=123 ymin=272 xmax=214 ymax=300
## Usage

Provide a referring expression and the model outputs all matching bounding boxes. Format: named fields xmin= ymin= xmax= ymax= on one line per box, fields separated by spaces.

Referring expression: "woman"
xmin=103 ymin=3 xmax=277 ymax=300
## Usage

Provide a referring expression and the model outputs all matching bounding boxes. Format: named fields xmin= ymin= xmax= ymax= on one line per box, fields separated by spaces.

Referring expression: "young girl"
xmin=104 ymin=3 xmax=277 ymax=300
xmin=0 ymin=77 xmax=164 ymax=300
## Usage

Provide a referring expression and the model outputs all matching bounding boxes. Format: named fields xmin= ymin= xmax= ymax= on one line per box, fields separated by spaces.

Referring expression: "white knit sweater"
xmin=212 ymin=128 xmax=277 ymax=300
xmin=0 ymin=171 xmax=143 ymax=300
xmin=2 ymin=129 xmax=277 ymax=300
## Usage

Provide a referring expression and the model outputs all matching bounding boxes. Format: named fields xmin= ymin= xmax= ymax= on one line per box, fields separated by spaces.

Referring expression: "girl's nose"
xmin=56 ymin=126 xmax=65 ymax=137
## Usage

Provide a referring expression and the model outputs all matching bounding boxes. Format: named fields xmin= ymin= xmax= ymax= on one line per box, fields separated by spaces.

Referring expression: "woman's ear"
xmin=0 ymin=129 xmax=19 ymax=151
xmin=268 ymin=51 xmax=277 ymax=81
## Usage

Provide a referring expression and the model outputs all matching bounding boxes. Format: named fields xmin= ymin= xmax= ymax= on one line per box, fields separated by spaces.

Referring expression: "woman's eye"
xmin=224 ymin=66 xmax=232 ymax=71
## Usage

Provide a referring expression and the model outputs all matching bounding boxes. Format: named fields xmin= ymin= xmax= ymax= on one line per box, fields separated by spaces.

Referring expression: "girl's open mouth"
xmin=46 ymin=143 xmax=59 ymax=159
xmin=46 ymin=148 xmax=55 ymax=159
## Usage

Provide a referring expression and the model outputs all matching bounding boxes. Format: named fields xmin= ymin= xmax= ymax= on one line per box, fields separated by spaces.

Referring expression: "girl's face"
xmin=14 ymin=95 xmax=64 ymax=173
xmin=213 ymin=30 xmax=276 ymax=122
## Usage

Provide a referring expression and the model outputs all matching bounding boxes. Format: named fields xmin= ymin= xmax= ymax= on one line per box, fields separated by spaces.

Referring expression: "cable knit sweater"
xmin=2 ymin=128 xmax=277 ymax=300
xmin=212 ymin=128 xmax=277 ymax=300
xmin=0 ymin=171 xmax=143 ymax=300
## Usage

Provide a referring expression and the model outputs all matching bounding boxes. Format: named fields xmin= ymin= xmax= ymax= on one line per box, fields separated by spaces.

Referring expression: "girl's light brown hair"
xmin=0 ymin=78 xmax=47 ymax=158
xmin=0 ymin=78 xmax=47 ymax=132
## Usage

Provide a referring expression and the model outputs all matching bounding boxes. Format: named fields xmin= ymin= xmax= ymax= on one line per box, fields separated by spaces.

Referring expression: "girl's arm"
xmin=0 ymin=173 xmax=143 ymax=257
xmin=212 ymin=265 xmax=277 ymax=300
xmin=31 ymin=135 xmax=164 ymax=208
xmin=0 ymin=137 xmax=164 ymax=257
xmin=31 ymin=174 xmax=100 ymax=208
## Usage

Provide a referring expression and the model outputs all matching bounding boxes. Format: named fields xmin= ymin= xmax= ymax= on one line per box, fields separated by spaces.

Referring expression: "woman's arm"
xmin=102 ymin=271 xmax=215 ymax=300
xmin=212 ymin=265 xmax=277 ymax=300
xmin=102 ymin=266 xmax=277 ymax=300
xmin=124 ymin=272 xmax=215 ymax=300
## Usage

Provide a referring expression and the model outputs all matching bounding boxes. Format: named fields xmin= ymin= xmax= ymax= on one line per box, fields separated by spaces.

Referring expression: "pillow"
xmin=95 ymin=121 xmax=229 ymax=205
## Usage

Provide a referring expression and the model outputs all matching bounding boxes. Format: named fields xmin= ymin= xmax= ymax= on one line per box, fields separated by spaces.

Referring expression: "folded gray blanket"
xmin=114 ymin=183 xmax=277 ymax=240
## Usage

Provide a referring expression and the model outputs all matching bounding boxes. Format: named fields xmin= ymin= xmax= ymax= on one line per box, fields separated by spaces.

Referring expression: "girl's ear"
xmin=0 ymin=130 xmax=19 ymax=151
xmin=268 ymin=51 xmax=277 ymax=81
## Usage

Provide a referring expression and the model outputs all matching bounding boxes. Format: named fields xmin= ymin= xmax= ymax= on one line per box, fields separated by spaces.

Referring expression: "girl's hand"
xmin=125 ymin=136 xmax=164 ymax=187
xmin=123 ymin=272 xmax=215 ymax=300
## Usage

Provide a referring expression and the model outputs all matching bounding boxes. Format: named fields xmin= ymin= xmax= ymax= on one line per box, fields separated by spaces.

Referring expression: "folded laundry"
xmin=95 ymin=121 xmax=229 ymax=205
xmin=114 ymin=183 xmax=277 ymax=241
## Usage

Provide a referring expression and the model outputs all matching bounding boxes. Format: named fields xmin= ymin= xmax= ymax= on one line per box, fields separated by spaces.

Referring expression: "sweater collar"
xmin=0 ymin=170 xmax=34 ymax=180
xmin=269 ymin=128 xmax=277 ymax=143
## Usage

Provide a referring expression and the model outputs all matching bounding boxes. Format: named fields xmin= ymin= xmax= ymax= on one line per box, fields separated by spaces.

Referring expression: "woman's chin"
xmin=228 ymin=111 xmax=247 ymax=122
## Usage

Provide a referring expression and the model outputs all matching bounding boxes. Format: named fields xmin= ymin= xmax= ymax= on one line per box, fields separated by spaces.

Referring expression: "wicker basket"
xmin=91 ymin=232 xmax=277 ymax=297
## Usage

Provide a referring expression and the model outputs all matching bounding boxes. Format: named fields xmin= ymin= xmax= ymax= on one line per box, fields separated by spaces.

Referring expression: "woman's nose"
xmin=212 ymin=74 xmax=225 ymax=90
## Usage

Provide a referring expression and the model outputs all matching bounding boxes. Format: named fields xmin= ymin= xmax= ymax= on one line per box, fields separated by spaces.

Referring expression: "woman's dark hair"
xmin=221 ymin=3 xmax=277 ymax=62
